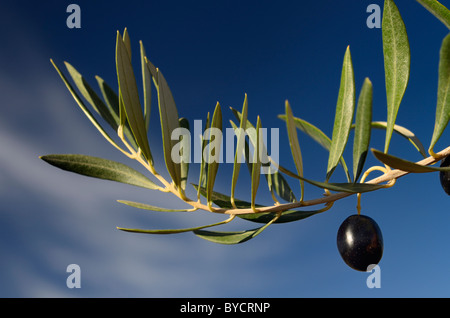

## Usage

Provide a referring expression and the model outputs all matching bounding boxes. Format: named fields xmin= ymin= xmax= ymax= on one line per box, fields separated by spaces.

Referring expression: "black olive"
xmin=440 ymin=156 xmax=450 ymax=195
xmin=337 ymin=214 xmax=383 ymax=271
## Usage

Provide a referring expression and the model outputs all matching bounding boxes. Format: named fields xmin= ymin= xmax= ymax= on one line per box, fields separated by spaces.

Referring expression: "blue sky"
xmin=1 ymin=0 xmax=450 ymax=297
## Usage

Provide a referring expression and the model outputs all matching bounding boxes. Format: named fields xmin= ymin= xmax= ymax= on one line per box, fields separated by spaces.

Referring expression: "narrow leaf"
xmin=278 ymin=114 xmax=351 ymax=182
xmin=417 ymin=0 xmax=450 ymax=29
xmin=372 ymin=149 xmax=450 ymax=173
xmin=193 ymin=184 xmax=320 ymax=224
xmin=230 ymin=94 xmax=248 ymax=207
xmin=140 ymin=41 xmax=152 ymax=131
xmin=430 ymin=33 xmax=450 ymax=154
xmin=299 ymin=177 xmax=386 ymax=193
xmin=285 ymin=101 xmax=305 ymax=201
xmin=156 ymin=69 xmax=181 ymax=187
xmin=230 ymin=119 xmax=295 ymax=203
xmin=369 ymin=121 xmax=427 ymax=157
xmin=327 ymin=45 xmax=355 ymax=181
xmin=50 ymin=60 xmax=123 ymax=152
xmin=193 ymin=215 xmax=279 ymax=245
xmin=238 ymin=209 xmax=324 ymax=224
xmin=266 ymin=170 xmax=296 ymax=203
xmin=353 ymin=78 xmax=373 ymax=182
xmin=95 ymin=76 xmax=138 ymax=151
xmin=251 ymin=116 xmax=263 ymax=209
xmin=116 ymin=31 xmax=153 ymax=162
xmin=198 ymin=112 xmax=210 ymax=200
xmin=178 ymin=117 xmax=190 ymax=192
xmin=382 ymin=0 xmax=411 ymax=153
xmin=117 ymin=200 xmax=191 ymax=212
xmin=40 ymin=154 xmax=159 ymax=190
xmin=64 ymin=62 xmax=118 ymax=131
xmin=206 ymin=103 xmax=223 ymax=207
xmin=118 ymin=217 xmax=233 ymax=235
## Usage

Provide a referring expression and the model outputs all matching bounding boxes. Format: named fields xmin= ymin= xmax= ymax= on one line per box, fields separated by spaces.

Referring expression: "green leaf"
xmin=372 ymin=149 xmax=450 ymax=173
xmin=193 ymin=227 xmax=265 ymax=245
xmin=40 ymin=154 xmax=159 ymax=190
xmin=382 ymin=0 xmax=411 ymax=153
xmin=251 ymin=116 xmax=263 ymax=209
xmin=206 ymin=103 xmax=223 ymax=207
xmin=118 ymin=217 xmax=233 ymax=235
xmin=353 ymin=78 xmax=373 ymax=182
xmin=117 ymin=200 xmax=191 ymax=212
xmin=156 ymin=69 xmax=182 ymax=187
xmin=266 ymin=170 xmax=296 ymax=203
xmin=275 ymin=173 xmax=385 ymax=193
xmin=50 ymin=59 xmax=123 ymax=152
xmin=229 ymin=119 xmax=295 ymax=203
xmin=230 ymin=94 xmax=248 ymax=207
xmin=116 ymin=31 xmax=153 ymax=163
xmin=238 ymin=209 xmax=324 ymax=224
xmin=368 ymin=121 xmax=427 ymax=158
xmin=327 ymin=45 xmax=355 ymax=181
xmin=95 ymin=76 xmax=139 ymax=151
xmin=178 ymin=117 xmax=190 ymax=192
xmin=193 ymin=184 xmax=319 ymax=224
xmin=95 ymin=76 xmax=120 ymax=126
xmin=277 ymin=114 xmax=351 ymax=182
xmin=197 ymin=112 xmax=211 ymax=200
xmin=64 ymin=62 xmax=118 ymax=132
xmin=430 ymin=33 xmax=450 ymax=155
xmin=417 ymin=0 xmax=450 ymax=29
xmin=285 ymin=101 xmax=305 ymax=201
xmin=193 ymin=215 xmax=279 ymax=245
xmin=140 ymin=41 xmax=152 ymax=131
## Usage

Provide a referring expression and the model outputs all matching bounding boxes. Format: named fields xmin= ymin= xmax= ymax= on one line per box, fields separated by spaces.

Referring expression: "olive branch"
xmin=42 ymin=0 xmax=450 ymax=245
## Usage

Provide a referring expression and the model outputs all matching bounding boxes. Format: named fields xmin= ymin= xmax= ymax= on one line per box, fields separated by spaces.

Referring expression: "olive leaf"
xmin=156 ymin=69 xmax=181 ymax=187
xmin=417 ymin=0 xmax=450 ymax=29
xmin=230 ymin=109 xmax=296 ymax=203
xmin=178 ymin=117 xmax=190 ymax=192
xmin=251 ymin=116 xmax=263 ymax=210
xmin=229 ymin=119 xmax=296 ymax=203
xmin=327 ymin=45 xmax=355 ymax=182
xmin=285 ymin=100 xmax=305 ymax=201
xmin=297 ymin=177 xmax=385 ymax=193
xmin=382 ymin=0 xmax=411 ymax=153
xmin=116 ymin=30 xmax=153 ymax=163
xmin=372 ymin=149 xmax=450 ymax=173
xmin=193 ymin=215 xmax=279 ymax=245
xmin=193 ymin=184 xmax=322 ymax=224
xmin=64 ymin=62 xmax=118 ymax=132
xmin=95 ymin=76 xmax=138 ymax=150
xmin=206 ymin=103 xmax=223 ymax=207
xmin=40 ymin=154 xmax=159 ymax=190
xmin=140 ymin=41 xmax=152 ymax=131
xmin=429 ymin=33 xmax=450 ymax=155
xmin=230 ymin=94 xmax=248 ymax=207
xmin=277 ymin=114 xmax=351 ymax=182
xmin=367 ymin=121 xmax=427 ymax=158
xmin=117 ymin=200 xmax=192 ymax=212
xmin=117 ymin=217 xmax=234 ymax=235
xmin=197 ymin=112 xmax=210 ymax=200
xmin=353 ymin=78 xmax=373 ymax=182
xmin=50 ymin=59 xmax=123 ymax=152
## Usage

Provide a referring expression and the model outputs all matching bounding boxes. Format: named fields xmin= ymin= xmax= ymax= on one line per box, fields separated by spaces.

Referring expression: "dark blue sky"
xmin=1 ymin=0 xmax=450 ymax=297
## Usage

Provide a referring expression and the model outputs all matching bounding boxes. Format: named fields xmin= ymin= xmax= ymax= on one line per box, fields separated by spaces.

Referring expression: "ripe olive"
xmin=337 ymin=214 xmax=383 ymax=272
xmin=440 ymin=156 xmax=450 ymax=195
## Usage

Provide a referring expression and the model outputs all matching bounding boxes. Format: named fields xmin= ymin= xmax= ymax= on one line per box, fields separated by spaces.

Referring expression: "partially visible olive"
xmin=337 ymin=214 xmax=383 ymax=272
xmin=440 ymin=156 xmax=450 ymax=195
